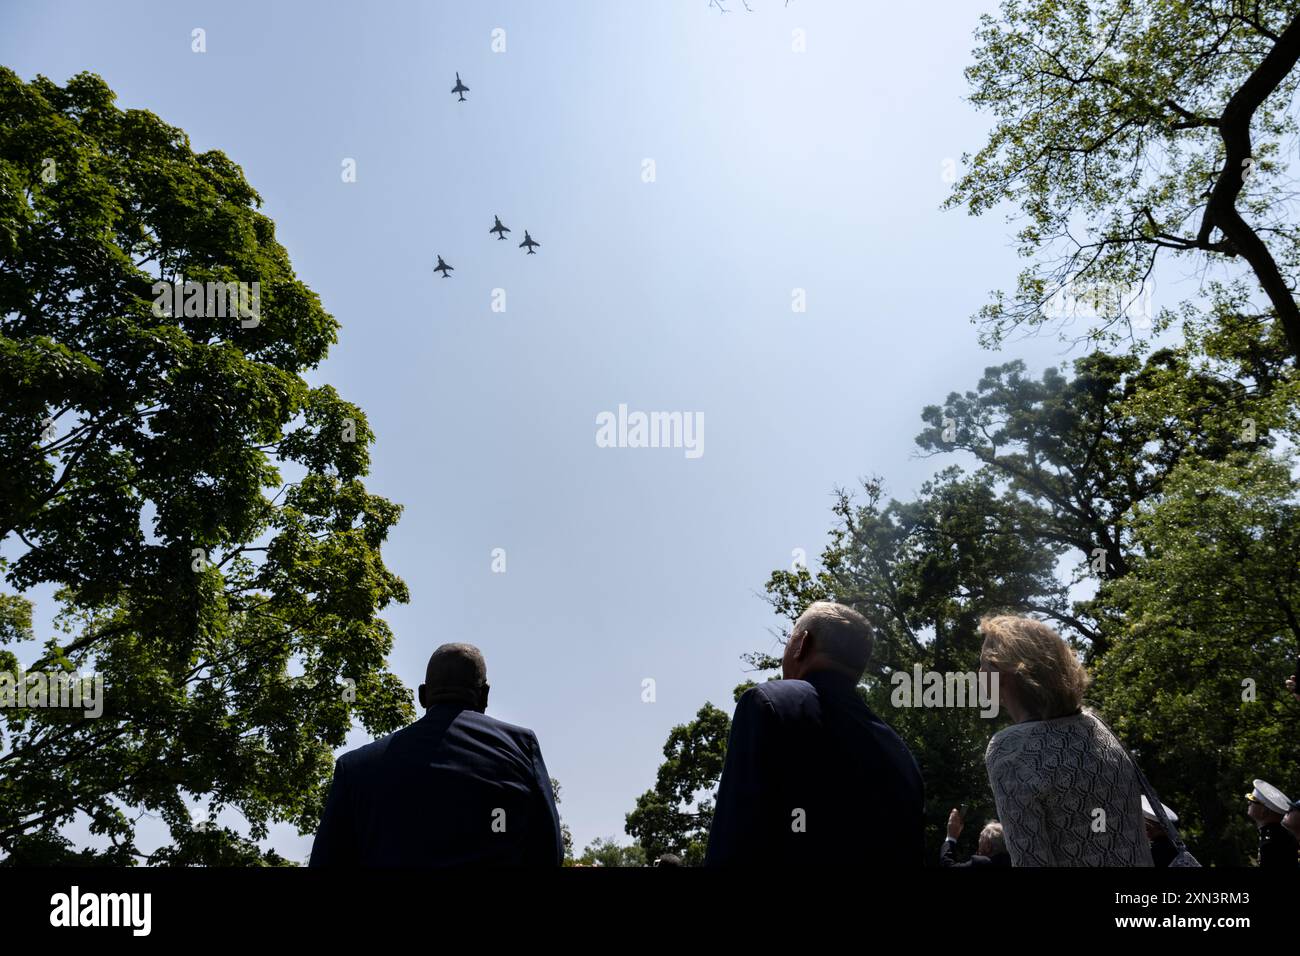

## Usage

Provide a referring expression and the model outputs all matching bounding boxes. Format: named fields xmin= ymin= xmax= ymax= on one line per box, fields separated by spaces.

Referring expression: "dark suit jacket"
xmin=939 ymin=838 xmax=1011 ymax=867
xmin=1258 ymin=822 xmax=1299 ymax=869
xmin=309 ymin=705 xmax=563 ymax=867
xmin=705 ymin=669 xmax=924 ymax=866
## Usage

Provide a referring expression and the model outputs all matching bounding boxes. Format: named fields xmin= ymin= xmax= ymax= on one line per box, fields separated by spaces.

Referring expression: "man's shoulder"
xmin=335 ymin=727 xmax=398 ymax=773
xmin=743 ymin=678 xmax=816 ymax=711
xmin=336 ymin=710 xmax=539 ymax=771
xmin=743 ymin=678 xmax=903 ymax=740
xmin=460 ymin=710 xmax=540 ymax=749
xmin=748 ymin=676 xmax=816 ymax=707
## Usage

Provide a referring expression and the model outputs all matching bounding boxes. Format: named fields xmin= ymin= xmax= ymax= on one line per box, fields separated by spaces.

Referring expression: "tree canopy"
xmin=0 ymin=69 xmax=411 ymax=864
xmin=948 ymin=0 xmax=1300 ymax=361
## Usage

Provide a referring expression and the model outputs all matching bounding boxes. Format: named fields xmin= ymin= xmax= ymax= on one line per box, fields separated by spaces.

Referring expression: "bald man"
xmin=705 ymin=601 xmax=924 ymax=866
xmin=310 ymin=643 xmax=563 ymax=866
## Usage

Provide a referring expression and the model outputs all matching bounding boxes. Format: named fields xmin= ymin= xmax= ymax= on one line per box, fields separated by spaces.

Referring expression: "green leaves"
xmin=1093 ymin=450 xmax=1300 ymax=863
xmin=949 ymin=0 xmax=1300 ymax=358
xmin=575 ymin=836 xmax=646 ymax=868
xmin=0 ymin=70 xmax=409 ymax=864
xmin=625 ymin=702 xmax=731 ymax=864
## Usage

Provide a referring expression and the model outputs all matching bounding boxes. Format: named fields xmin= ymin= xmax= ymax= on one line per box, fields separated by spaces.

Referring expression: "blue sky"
xmin=1 ymin=0 xmax=1167 ymax=861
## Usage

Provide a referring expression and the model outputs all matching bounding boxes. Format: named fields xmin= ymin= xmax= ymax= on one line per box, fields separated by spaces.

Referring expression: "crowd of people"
xmin=309 ymin=604 xmax=1299 ymax=867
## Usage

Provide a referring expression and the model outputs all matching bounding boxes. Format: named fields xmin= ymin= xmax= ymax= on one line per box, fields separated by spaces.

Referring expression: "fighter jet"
xmin=490 ymin=216 xmax=511 ymax=240
xmin=434 ymin=255 xmax=454 ymax=278
xmin=519 ymin=230 xmax=540 ymax=254
xmin=451 ymin=73 xmax=469 ymax=102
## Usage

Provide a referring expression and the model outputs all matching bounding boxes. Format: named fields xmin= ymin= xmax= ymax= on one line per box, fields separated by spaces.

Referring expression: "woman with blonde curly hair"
xmin=979 ymin=615 xmax=1152 ymax=866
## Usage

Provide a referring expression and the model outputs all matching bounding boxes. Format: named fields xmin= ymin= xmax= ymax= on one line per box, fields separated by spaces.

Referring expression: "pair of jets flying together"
xmin=434 ymin=217 xmax=541 ymax=278
xmin=491 ymin=216 xmax=540 ymax=252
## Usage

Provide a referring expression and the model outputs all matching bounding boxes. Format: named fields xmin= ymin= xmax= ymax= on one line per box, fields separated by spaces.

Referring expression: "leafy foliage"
xmin=575 ymin=836 xmax=646 ymax=868
xmin=0 ymin=70 xmax=411 ymax=864
xmin=947 ymin=0 xmax=1300 ymax=360
xmin=1093 ymin=452 xmax=1300 ymax=864
xmin=624 ymin=701 xmax=733 ymax=865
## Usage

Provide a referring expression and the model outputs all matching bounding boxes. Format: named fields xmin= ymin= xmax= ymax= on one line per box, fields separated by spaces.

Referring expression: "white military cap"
xmin=1141 ymin=794 xmax=1178 ymax=824
xmin=1245 ymin=779 xmax=1292 ymax=815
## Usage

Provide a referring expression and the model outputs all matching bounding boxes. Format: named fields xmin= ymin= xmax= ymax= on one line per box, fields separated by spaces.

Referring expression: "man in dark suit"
xmin=705 ymin=601 xmax=924 ymax=866
xmin=940 ymin=810 xmax=1011 ymax=867
xmin=310 ymin=643 xmax=563 ymax=866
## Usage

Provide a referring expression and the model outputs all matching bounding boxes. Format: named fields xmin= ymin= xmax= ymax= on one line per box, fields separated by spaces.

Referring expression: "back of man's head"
xmin=419 ymin=643 xmax=489 ymax=711
xmin=979 ymin=821 xmax=1006 ymax=858
xmin=787 ymin=601 xmax=874 ymax=680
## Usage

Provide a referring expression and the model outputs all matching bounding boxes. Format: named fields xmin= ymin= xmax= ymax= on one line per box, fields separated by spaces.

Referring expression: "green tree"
xmin=0 ymin=70 xmax=411 ymax=864
xmin=624 ymin=700 xmax=733 ymax=865
xmin=915 ymin=347 xmax=1269 ymax=655
xmin=1092 ymin=451 xmax=1300 ymax=865
xmin=948 ymin=0 xmax=1300 ymax=361
xmin=576 ymin=836 xmax=646 ymax=868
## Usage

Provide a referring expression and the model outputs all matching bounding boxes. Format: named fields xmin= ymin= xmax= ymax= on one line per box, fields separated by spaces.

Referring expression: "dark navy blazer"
xmin=310 ymin=705 xmax=563 ymax=866
xmin=705 ymin=669 xmax=924 ymax=866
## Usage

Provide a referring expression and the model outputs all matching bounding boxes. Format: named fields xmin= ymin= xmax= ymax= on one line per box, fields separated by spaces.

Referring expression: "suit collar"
xmin=802 ymin=668 xmax=862 ymax=697
xmin=421 ymin=702 xmax=470 ymax=720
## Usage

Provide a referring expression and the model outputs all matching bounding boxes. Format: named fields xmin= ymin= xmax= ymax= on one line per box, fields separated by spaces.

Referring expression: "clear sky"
xmin=1 ymin=0 xmax=1155 ymax=861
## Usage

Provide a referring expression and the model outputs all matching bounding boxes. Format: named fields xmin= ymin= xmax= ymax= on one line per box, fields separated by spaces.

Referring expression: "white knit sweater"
xmin=985 ymin=709 xmax=1154 ymax=866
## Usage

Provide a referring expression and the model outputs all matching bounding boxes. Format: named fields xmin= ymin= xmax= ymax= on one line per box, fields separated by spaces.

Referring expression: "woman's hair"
xmin=978 ymin=615 xmax=1089 ymax=719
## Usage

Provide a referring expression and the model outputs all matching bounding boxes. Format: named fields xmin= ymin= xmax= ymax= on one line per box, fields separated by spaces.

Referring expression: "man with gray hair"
xmin=705 ymin=601 xmax=923 ymax=866
xmin=940 ymin=810 xmax=1011 ymax=867
xmin=310 ymin=643 xmax=563 ymax=866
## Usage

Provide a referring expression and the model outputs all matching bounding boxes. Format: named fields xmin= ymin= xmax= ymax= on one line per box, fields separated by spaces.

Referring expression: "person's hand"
xmin=947 ymin=807 xmax=964 ymax=840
